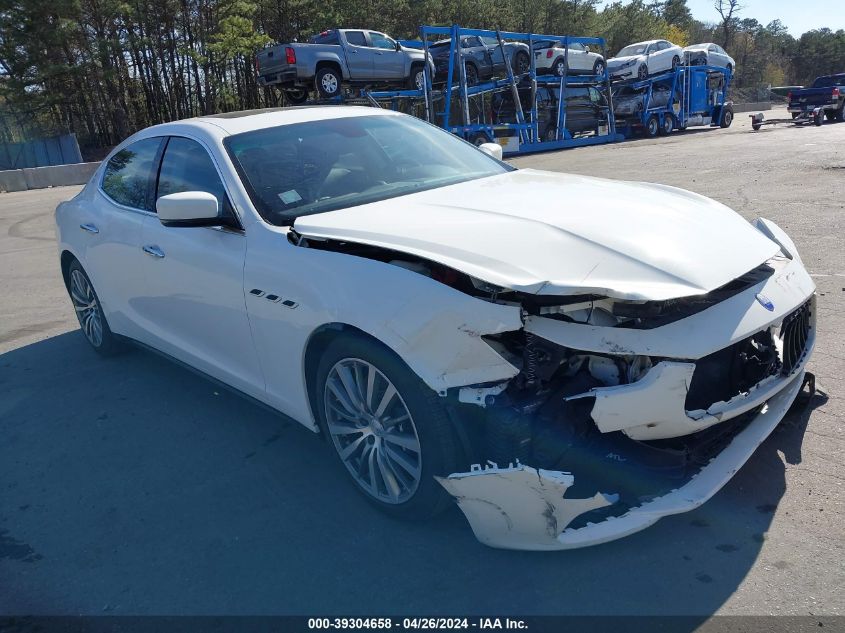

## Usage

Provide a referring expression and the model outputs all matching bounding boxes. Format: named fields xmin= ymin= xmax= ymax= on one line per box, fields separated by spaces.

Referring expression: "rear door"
xmin=342 ymin=30 xmax=375 ymax=79
xmin=86 ymin=137 xmax=164 ymax=340
xmin=138 ymin=136 xmax=265 ymax=398
xmin=369 ymin=31 xmax=405 ymax=80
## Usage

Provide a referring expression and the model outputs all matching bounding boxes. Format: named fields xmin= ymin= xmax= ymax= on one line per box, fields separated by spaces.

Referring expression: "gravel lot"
xmin=1 ymin=107 xmax=843 ymax=617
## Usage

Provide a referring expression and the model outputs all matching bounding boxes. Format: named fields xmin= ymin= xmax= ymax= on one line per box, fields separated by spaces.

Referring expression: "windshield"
xmin=224 ymin=114 xmax=512 ymax=226
xmin=617 ymin=44 xmax=647 ymax=56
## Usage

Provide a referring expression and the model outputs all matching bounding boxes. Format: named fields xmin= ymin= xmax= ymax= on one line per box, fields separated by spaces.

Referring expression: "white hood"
xmin=293 ymin=169 xmax=779 ymax=301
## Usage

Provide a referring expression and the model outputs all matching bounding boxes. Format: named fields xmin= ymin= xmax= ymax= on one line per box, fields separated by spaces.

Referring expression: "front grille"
xmin=780 ymin=300 xmax=812 ymax=375
xmin=684 ymin=298 xmax=813 ymax=410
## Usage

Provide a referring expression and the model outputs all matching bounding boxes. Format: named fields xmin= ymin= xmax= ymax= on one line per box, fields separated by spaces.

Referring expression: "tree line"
xmin=1 ymin=0 xmax=843 ymax=156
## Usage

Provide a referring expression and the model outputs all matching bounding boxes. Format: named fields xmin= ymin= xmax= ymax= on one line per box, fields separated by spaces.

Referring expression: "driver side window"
xmin=370 ymin=32 xmax=396 ymax=50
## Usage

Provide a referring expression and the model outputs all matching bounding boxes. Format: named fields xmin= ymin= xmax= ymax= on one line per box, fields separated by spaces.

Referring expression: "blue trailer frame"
xmin=418 ymin=24 xmax=624 ymax=154
xmin=613 ymin=65 xmax=733 ymax=138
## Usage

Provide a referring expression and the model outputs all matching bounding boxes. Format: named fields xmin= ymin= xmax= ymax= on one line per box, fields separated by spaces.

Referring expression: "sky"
xmin=600 ymin=0 xmax=845 ymax=36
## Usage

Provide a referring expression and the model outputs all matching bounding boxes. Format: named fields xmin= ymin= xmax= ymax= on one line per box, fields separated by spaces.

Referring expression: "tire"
xmin=836 ymin=104 xmax=845 ymax=122
xmin=791 ymin=112 xmax=801 ymax=119
xmin=408 ymin=64 xmax=425 ymax=91
xmin=638 ymin=64 xmax=648 ymax=80
xmin=315 ymin=332 xmax=462 ymax=520
xmin=315 ymin=66 xmax=342 ymax=98
xmin=814 ymin=110 xmax=824 ymax=126
xmin=720 ymin=105 xmax=733 ymax=128
xmin=283 ymin=88 xmax=308 ymax=105
xmin=464 ymin=62 xmax=479 ymax=86
xmin=542 ymin=126 xmax=557 ymax=142
xmin=825 ymin=110 xmax=837 ymax=122
xmin=469 ymin=132 xmax=489 ymax=146
xmin=66 ymin=260 xmax=122 ymax=356
xmin=752 ymin=122 xmax=762 ymax=131
xmin=593 ymin=59 xmax=605 ymax=77
xmin=552 ymin=58 xmax=566 ymax=77
xmin=659 ymin=114 xmax=674 ymax=135
xmin=671 ymin=55 xmax=680 ymax=71
xmin=726 ymin=63 xmax=733 ymax=74
xmin=645 ymin=114 xmax=659 ymax=138
xmin=513 ymin=51 xmax=529 ymax=75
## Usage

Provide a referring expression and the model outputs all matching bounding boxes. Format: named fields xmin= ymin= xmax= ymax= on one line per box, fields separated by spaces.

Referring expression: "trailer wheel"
xmin=283 ymin=88 xmax=309 ymax=105
xmin=659 ymin=114 xmax=674 ymax=135
xmin=645 ymin=114 xmax=659 ymax=138
xmin=720 ymin=106 xmax=734 ymax=128
xmin=752 ymin=122 xmax=762 ymax=131
xmin=814 ymin=110 xmax=824 ymax=126
xmin=469 ymin=132 xmax=490 ymax=146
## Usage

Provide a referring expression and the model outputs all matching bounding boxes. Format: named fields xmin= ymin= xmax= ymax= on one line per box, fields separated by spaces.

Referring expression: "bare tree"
xmin=715 ymin=0 xmax=741 ymax=48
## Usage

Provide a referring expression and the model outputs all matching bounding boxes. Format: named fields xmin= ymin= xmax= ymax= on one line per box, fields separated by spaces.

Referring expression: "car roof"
xmin=142 ymin=105 xmax=399 ymax=139
xmin=685 ymin=43 xmax=713 ymax=49
xmin=625 ymin=40 xmax=660 ymax=46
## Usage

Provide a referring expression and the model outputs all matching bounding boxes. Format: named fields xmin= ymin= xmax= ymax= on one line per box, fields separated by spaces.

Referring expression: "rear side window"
xmin=310 ymin=31 xmax=339 ymax=45
xmin=101 ymin=137 xmax=163 ymax=211
xmin=156 ymin=137 xmax=233 ymax=217
xmin=345 ymin=31 xmax=367 ymax=46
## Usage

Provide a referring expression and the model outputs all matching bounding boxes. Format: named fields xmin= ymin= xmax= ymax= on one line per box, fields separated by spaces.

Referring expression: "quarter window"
xmin=101 ymin=137 xmax=163 ymax=211
xmin=157 ymin=137 xmax=233 ymax=217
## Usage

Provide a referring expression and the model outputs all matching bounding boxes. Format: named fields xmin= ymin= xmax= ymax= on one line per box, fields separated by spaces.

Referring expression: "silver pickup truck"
xmin=256 ymin=29 xmax=432 ymax=103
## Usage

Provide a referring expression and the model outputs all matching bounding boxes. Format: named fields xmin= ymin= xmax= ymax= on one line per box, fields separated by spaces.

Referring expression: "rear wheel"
xmin=645 ymin=114 xmax=660 ymax=138
xmin=315 ymin=67 xmax=342 ymax=98
xmin=469 ymin=132 xmax=490 ymax=146
xmin=67 ymin=260 xmax=122 ymax=356
xmin=659 ymin=114 xmax=674 ymax=135
xmin=814 ymin=109 xmax=824 ymax=126
xmin=542 ymin=126 xmax=557 ymax=142
xmin=316 ymin=333 xmax=462 ymax=519
xmin=671 ymin=55 xmax=680 ymax=71
xmin=552 ymin=58 xmax=566 ymax=77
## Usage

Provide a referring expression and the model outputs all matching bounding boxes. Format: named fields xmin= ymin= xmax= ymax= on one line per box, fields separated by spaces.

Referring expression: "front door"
xmin=369 ymin=32 xmax=405 ymax=80
xmin=137 ymin=136 xmax=264 ymax=398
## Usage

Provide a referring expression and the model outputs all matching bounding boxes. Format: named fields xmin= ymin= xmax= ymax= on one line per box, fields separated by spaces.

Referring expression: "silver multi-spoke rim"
xmin=321 ymin=73 xmax=338 ymax=94
xmin=324 ymin=358 xmax=422 ymax=504
xmin=415 ymin=71 xmax=424 ymax=91
xmin=69 ymin=269 xmax=103 ymax=347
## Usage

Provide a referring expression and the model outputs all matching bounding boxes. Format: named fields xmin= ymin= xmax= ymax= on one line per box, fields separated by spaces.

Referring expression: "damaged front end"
xmin=440 ymin=256 xmax=816 ymax=550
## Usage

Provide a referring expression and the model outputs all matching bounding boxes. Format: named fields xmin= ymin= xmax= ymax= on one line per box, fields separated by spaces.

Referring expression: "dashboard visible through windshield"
xmin=224 ymin=114 xmax=512 ymax=226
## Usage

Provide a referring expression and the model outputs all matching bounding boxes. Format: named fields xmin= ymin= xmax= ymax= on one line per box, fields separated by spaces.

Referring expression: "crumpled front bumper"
xmin=438 ymin=369 xmax=806 ymax=550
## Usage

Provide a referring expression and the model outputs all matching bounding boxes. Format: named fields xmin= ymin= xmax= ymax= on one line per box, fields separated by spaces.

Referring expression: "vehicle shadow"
xmin=0 ymin=331 xmax=823 ymax=617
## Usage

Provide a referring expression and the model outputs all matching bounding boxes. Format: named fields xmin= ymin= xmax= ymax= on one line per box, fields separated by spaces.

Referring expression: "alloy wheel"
xmin=324 ymin=358 xmax=422 ymax=504
xmin=70 ymin=269 xmax=103 ymax=347
xmin=321 ymin=73 xmax=338 ymax=95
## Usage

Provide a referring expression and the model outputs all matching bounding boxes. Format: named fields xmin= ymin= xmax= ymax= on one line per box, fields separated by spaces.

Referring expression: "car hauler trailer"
xmin=418 ymin=25 xmax=624 ymax=155
xmin=613 ymin=65 xmax=733 ymax=138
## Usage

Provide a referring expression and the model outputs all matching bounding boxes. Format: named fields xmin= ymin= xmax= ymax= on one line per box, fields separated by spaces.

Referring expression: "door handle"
xmin=349 ymin=49 xmax=358 ymax=54
xmin=142 ymin=245 xmax=165 ymax=258
xmin=79 ymin=223 xmax=99 ymax=234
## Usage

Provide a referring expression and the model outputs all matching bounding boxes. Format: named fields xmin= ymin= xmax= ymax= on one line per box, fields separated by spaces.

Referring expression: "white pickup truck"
xmin=256 ymin=29 xmax=432 ymax=103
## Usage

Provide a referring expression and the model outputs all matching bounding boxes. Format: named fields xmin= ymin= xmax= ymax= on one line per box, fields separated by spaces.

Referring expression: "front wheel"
xmin=316 ymin=333 xmax=462 ymax=519
xmin=67 ymin=260 xmax=122 ymax=356
xmin=814 ymin=110 xmax=824 ymax=126
xmin=637 ymin=64 xmax=648 ymax=80
xmin=720 ymin=105 xmax=734 ymax=128
xmin=408 ymin=65 xmax=425 ymax=91
xmin=315 ymin=67 xmax=342 ymax=98
xmin=593 ymin=59 xmax=606 ymax=77
xmin=513 ymin=51 xmax=529 ymax=75
xmin=671 ymin=55 xmax=680 ymax=71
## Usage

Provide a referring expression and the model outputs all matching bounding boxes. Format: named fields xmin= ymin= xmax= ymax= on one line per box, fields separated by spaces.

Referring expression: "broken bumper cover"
xmin=438 ymin=369 xmax=805 ymax=550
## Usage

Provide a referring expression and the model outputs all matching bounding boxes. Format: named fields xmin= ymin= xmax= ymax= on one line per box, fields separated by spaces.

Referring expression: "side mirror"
xmin=478 ymin=142 xmax=503 ymax=161
xmin=395 ymin=40 xmax=401 ymax=51
xmin=156 ymin=191 xmax=223 ymax=227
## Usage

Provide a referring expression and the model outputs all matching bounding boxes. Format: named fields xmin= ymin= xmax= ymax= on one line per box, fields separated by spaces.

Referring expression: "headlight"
xmin=620 ymin=59 xmax=637 ymax=68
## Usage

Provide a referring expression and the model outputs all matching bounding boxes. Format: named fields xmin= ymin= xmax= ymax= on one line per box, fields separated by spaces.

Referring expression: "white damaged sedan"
xmin=56 ymin=106 xmax=815 ymax=550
